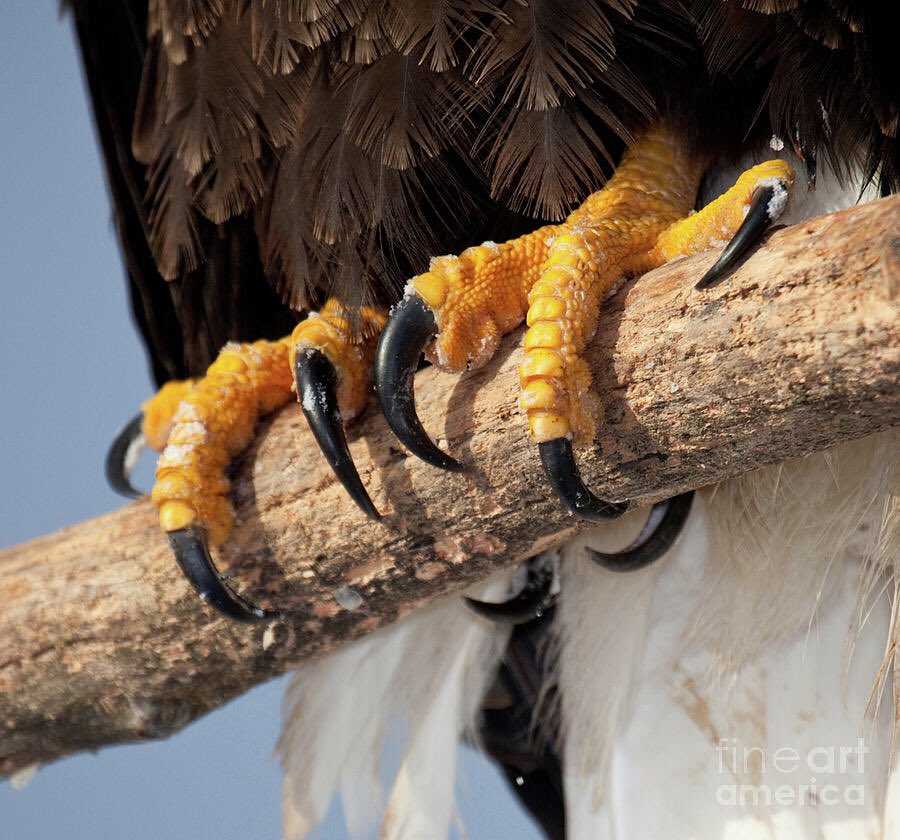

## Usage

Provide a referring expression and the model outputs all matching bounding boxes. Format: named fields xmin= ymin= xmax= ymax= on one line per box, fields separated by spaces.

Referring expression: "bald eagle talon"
xmin=294 ymin=348 xmax=381 ymax=521
xmin=696 ymin=185 xmax=782 ymax=289
xmin=464 ymin=556 xmax=558 ymax=624
xmin=586 ymin=491 xmax=694 ymax=572
xmin=538 ymin=438 xmax=628 ymax=523
xmin=105 ymin=412 xmax=146 ymax=499
xmin=168 ymin=527 xmax=276 ymax=623
xmin=375 ymin=295 xmax=464 ymax=472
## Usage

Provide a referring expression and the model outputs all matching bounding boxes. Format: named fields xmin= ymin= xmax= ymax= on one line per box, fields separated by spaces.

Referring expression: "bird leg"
xmin=106 ymin=126 xmax=793 ymax=622
xmin=377 ymin=124 xmax=793 ymax=555
xmin=149 ymin=338 xmax=293 ymax=621
xmin=107 ymin=300 xmax=385 ymax=621
xmin=149 ymin=339 xmax=294 ymax=546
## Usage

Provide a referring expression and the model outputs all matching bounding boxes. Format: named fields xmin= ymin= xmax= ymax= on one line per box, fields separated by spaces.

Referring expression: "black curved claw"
xmin=464 ymin=558 xmax=557 ymax=624
xmin=169 ymin=526 xmax=277 ymax=623
xmin=696 ymin=185 xmax=780 ymax=289
xmin=105 ymin=412 xmax=146 ymax=498
xmin=586 ymin=490 xmax=694 ymax=572
xmin=375 ymin=295 xmax=464 ymax=472
xmin=294 ymin=348 xmax=381 ymax=520
xmin=538 ymin=438 xmax=628 ymax=523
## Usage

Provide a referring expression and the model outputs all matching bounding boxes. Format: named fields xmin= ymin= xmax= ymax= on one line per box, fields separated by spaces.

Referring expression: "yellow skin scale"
xmin=411 ymin=128 xmax=793 ymax=443
xmin=140 ymin=379 xmax=196 ymax=450
xmin=141 ymin=125 xmax=792 ymax=546
xmin=144 ymin=301 xmax=385 ymax=545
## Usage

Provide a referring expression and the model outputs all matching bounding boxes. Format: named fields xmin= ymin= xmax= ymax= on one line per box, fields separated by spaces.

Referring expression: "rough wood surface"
xmin=1 ymin=196 xmax=897 ymax=778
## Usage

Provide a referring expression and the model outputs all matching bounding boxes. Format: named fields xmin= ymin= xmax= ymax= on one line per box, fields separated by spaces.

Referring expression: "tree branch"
xmin=1 ymin=196 xmax=897 ymax=778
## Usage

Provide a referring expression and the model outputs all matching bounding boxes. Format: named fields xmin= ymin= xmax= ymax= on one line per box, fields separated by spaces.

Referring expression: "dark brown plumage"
xmin=69 ymin=0 xmax=898 ymax=385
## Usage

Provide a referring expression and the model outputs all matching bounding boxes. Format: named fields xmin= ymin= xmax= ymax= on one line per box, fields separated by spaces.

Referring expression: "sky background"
xmin=0 ymin=5 xmax=541 ymax=838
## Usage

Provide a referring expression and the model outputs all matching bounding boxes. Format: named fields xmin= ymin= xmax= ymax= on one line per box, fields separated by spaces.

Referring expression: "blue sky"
xmin=0 ymin=4 xmax=541 ymax=838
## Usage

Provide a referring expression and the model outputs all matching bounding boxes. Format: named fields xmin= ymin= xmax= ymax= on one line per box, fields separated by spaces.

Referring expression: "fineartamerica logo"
xmin=715 ymin=738 xmax=869 ymax=808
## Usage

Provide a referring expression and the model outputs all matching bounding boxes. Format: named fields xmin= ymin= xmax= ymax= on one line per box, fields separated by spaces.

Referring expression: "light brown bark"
xmin=1 ymin=196 xmax=897 ymax=778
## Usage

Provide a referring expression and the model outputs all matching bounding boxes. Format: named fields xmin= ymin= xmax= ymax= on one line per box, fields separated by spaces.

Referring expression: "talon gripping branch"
xmin=72 ymin=1 xmax=898 ymax=837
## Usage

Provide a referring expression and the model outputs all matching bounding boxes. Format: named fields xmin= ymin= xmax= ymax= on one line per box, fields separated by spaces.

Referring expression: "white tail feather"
xmin=280 ymin=570 xmax=515 ymax=838
xmin=557 ymin=431 xmax=898 ymax=839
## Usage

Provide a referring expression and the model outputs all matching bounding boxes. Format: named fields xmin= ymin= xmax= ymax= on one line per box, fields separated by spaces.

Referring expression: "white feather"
xmin=279 ymin=570 xmax=515 ymax=838
xmin=380 ymin=596 xmax=509 ymax=840
xmin=558 ymin=431 xmax=897 ymax=839
xmin=552 ymin=516 xmax=669 ymax=810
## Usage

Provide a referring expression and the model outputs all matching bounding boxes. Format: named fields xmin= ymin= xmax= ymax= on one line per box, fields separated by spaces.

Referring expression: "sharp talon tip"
xmin=375 ymin=295 xmax=464 ymax=472
xmin=586 ymin=491 xmax=695 ymax=572
xmin=168 ymin=527 xmax=276 ymax=623
xmin=294 ymin=348 xmax=381 ymax=520
xmin=696 ymin=185 xmax=779 ymax=289
xmin=538 ymin=438 xmax=627 ymax=523
xmin=463 ymin=560 xmax=556 ymax=624
xmin=105 ymin=413 xmax=146 ymax=499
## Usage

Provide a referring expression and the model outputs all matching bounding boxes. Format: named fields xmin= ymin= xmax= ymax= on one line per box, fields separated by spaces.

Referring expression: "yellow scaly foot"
xmin=376 ymin=124 xmax=793 ymax=524
xmin=107 ymin=300 xmax=387 ymax=621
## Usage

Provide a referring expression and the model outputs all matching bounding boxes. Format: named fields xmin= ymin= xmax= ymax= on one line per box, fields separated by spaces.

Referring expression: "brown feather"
xmin=147 ymin=0 xmax=226 ymax=63
xmin=468 ymin=0 xmax=629 ymax=111
xmin=339 ymin=51 xmax=473 ymax=169
xmin=164 ymin=13 xmax=264 ymax=177
xmin=696 ymin=0 xmax=899 ymax=190
xmin=145 ymin=145 xmax=205 ymax=280
xmin=71 ymin=0 xmax=900 ymax=374
xmin=483 ymin=97 xmax=622 ymax=219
